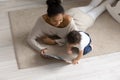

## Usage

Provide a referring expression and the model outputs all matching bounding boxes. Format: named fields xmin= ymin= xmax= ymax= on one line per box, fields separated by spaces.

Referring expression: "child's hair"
xmin=66 ymin=31 xmax=81 ymax=44
xmin=46 ymin=0 xmax=64 ymax=17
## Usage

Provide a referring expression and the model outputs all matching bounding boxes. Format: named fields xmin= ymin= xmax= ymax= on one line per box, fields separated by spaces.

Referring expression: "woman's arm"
xmin=40 ymin=36 xmax=65 ymax=46
xmin=41 ymin=36 xmax=57 ymax=45
xmin=27 ymin=31 xmax=46 ymax=53
xmin=54 ymin=38 xmax=66 ymax=46
xmin=27 ymin=17 xmax=47 ymax=52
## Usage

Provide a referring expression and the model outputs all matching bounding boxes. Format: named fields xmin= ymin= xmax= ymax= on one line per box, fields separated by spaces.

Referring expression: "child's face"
xmin=67 ymin=43 xmax=79 ymax=48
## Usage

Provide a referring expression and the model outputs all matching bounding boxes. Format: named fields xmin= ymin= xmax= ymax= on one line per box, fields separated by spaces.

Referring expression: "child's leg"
xmin=83 ymin=44 xmax=92 ymax=55
xmin=78 ymin=0 xmax=103 ymax=13
xmin=87 ymin=0 xmax=115 ymax=20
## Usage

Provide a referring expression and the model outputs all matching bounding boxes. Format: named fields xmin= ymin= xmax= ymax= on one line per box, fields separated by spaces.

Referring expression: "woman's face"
xmin=49 ymin=13 xmax=64 ymax=27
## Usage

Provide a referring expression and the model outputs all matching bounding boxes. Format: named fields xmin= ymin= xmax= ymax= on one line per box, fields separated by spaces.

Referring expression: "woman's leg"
xmin=78 ymin=0 xmax=103 ymax=13
xmin=88 ymin=0 xmax=115 ymax=20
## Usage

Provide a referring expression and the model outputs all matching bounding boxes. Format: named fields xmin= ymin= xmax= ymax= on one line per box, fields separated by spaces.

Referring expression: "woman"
xmin=27 ymin=0 xmax=76 ymax=54
xmin=27 ymin=0 xmax=115 ymax=54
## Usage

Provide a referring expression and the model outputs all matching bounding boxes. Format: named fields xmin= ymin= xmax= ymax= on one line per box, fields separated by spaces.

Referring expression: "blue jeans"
xmin=83 ymin=40 xmax=92 ymax=55
xmin=83 ymin=32 xmax=92 ymax=55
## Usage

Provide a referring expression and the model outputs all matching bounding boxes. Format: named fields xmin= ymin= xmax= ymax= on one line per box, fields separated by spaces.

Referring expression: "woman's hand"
xmin=42 ymin=36 xmax=56 ymax=45
xmin=40 ymin=48 xmax=48 ymax=55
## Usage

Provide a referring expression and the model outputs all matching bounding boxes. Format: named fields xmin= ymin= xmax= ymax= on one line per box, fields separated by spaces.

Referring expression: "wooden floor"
xmin=0 ymin=0 xmax=120 ymax=80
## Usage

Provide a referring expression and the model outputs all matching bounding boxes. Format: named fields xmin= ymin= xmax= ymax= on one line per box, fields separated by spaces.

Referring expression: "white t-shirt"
xmin=73 ymin=32 xmax=91 ymax=51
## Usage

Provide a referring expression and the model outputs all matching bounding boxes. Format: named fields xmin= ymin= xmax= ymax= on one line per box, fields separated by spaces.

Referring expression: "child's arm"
xmin=72 ymin=50 xmax=83 ymax=64
xmin=67 ymin=44 xmax=73 ymax=54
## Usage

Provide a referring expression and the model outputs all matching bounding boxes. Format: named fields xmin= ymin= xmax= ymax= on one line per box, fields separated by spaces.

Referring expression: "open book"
xmin=39 ymin=43 xmax=79 ymax=63
xmin=36 ymin=36 xmax=79 ymax=63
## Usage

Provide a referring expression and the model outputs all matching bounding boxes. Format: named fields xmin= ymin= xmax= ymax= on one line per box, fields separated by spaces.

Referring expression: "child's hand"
xmin=67 ymin=50 xmax=73 ymax=54
xmin=72 ymin=59 xmax=79 ymax=64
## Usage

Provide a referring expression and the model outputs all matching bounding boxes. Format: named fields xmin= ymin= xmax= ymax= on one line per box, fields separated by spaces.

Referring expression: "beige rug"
xmin=9 ymin=2 xmax=120 ymax=69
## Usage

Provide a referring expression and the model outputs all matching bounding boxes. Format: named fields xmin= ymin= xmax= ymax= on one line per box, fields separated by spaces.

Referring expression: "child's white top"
xmin=73 ymin=32 xmax=91 ymax=51
xmin=27 ymin=17 xmax=77 ymax=52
